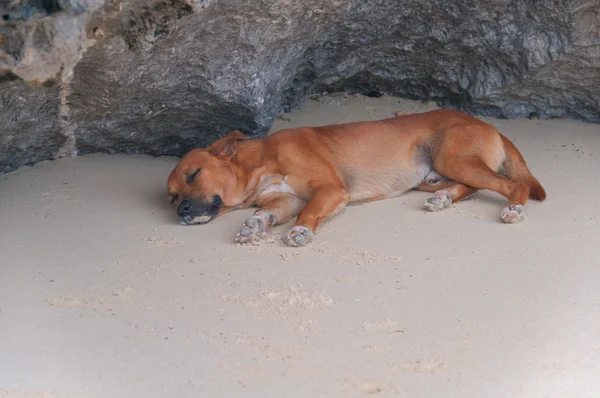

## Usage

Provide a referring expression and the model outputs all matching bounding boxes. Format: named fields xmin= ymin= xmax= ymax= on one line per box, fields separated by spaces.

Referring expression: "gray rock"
xmin=1 ymin=0 xmax=600 ymax=173
xmin=0 ymin=74 xmax=63 ymax=174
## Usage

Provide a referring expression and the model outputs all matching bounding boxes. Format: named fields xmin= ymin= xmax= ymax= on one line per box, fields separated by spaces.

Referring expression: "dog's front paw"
xmin=501 ymin=204 xmax=525 ymax=224
xmin=235 ymin=216 xmax=268 ymax=244
xmin=284 ymin=226 xmax=314 ymax=247
xmin=424 ymin=190 xmax=452 ymax=212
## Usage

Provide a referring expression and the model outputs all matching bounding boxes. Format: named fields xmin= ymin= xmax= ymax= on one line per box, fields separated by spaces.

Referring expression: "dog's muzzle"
xmin=177 ymin=195 xmax=222 ymax=225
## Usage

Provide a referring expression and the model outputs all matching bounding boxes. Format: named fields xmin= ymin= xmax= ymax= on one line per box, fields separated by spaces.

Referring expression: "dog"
xmin=167 ymin=109 xmax=546 ymax=247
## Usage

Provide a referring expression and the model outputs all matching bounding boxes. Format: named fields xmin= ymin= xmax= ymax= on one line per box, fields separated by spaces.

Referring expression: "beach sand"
xmin=1 ymin=95 xmax=599 ymax=398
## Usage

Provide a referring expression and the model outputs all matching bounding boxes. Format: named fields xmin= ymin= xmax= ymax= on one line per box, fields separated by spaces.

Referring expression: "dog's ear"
xmin=208 ymin=130 xmax=250 ymax=159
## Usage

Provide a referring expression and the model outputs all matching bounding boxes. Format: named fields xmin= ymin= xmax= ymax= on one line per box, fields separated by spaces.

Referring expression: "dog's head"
xmin=167 ymin=131 xmax=250 ymax=225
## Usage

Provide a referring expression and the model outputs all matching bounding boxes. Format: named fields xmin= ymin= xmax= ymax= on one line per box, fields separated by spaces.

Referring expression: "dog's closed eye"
xmin=186 ymin=168 xmax=201 ymax=184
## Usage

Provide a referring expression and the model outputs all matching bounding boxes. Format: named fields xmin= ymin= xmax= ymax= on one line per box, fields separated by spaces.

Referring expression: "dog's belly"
xmin=345 ymin=164 xmax=431 ymax=202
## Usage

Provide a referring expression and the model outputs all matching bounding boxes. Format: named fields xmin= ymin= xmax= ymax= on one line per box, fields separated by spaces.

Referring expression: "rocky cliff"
xmin=1 ymin=0 xmax=599 ymax=173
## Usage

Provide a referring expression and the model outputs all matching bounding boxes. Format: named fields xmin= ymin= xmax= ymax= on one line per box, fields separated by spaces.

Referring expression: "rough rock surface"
xmin=1 ymin=0 xmax=600 ymax=173
xmin=0 ymin=75 xmax=63 ymax=173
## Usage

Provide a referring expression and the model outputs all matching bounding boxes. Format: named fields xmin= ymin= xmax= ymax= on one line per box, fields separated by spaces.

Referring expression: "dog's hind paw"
xmin=424 ymin=190 xmax=452 ymax=212
xmin=235 ymin=215 xmax=268 ymax=244
xmin=501 ymin=204 xmax=525 ymax=224
xmin=284 ymin=226 xmax=314 ymax=247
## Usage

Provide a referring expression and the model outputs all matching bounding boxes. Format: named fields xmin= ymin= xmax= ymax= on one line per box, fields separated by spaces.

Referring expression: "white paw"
xmin=235 ymin=215 xmax=268 ymax=244
xmin=501 ymin=204 xmax=525 ymax=224
xmin=424 ymin=190 xmax=452 ymax=212
xmin=284 ymin=226 xmax=314 ymax=247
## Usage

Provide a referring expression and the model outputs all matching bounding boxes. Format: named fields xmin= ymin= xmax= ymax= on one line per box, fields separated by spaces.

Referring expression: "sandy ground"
xmin=1 ymin=95 xmax=600 ymax=398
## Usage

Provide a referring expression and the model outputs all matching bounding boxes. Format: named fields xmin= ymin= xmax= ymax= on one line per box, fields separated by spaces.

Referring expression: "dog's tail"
xmin=500 ymin=134 xmax=546 ymax=201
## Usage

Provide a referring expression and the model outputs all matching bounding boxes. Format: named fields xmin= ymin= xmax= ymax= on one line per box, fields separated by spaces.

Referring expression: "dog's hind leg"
xmin=431 ymin=124 xmax=533 ymax=223
xmin=415 ymin=180 xmax=478 ymax=212
xmin=434 ymin=155 xmax=530 ymax=223
xmin=235 ymin=193 xmax=305 ymax=244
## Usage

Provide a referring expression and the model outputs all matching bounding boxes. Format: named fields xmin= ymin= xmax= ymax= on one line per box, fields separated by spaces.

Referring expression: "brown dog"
xmin=167 ymin=109 xmax=546 ymax=247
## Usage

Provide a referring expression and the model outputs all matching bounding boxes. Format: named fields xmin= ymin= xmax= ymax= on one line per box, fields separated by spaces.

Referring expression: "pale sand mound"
xmin=1 ymin=95 xmax=599 ymax=398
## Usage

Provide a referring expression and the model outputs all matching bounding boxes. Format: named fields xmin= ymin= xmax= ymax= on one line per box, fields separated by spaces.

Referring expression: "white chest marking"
xmin=258 ymin=176 xmax=297 ymax=197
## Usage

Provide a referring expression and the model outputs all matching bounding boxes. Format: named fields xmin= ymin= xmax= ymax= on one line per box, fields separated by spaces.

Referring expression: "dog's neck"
xmin=233 ymin=139 xmax=266 ymax=172
xmin=231 ymin=140 xmax=273 ymax=205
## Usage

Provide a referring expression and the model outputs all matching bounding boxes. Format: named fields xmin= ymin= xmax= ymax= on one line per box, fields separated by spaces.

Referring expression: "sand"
xmin=1 ymin=95 xmax=600 ymax=398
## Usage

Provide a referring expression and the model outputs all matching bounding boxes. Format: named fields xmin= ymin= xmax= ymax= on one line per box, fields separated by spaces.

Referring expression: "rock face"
xmin=0 ymin=75 xmax=63 ymax=173
xmin=1 ymin=0 xmax=599 ymax=173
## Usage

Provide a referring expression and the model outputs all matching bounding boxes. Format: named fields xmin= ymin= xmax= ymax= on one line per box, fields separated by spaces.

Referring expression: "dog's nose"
xmin=177 ymin=200 xmax=192 ymax=217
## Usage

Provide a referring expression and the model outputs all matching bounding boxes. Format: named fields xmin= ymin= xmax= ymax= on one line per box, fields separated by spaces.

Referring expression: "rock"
xmin=0 ymin=74 xmax=64 ymax=173
xmin=0 ymin=0 xmax=100 ymax=171
xmin=1 ymin=0 xmax=600 ymax=173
